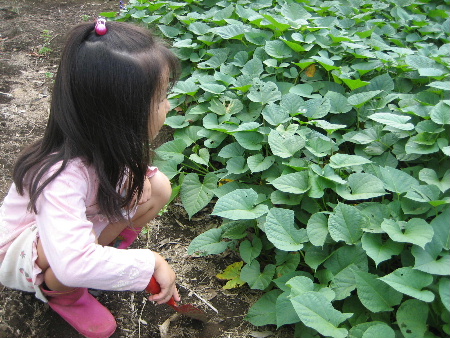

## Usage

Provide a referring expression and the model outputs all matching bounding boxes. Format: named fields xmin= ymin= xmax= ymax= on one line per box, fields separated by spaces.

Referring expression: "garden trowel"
xmin=146 ymin=276 xmax=209 ymax=322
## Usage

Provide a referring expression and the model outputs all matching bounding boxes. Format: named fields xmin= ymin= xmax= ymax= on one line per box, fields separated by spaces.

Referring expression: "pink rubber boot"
xmin=41 ymin=287 xmax=117 ymax=338
xmin=110 ymin=227 xmax=143 ymax=249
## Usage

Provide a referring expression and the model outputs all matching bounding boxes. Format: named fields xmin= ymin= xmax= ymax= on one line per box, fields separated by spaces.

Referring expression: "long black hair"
xmin=13 ymin=21 xmax=180 ymax=221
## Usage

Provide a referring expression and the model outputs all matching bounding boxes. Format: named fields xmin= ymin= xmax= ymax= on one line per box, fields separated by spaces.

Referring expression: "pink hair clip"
xmin=95 ymin=18 xmax=108 ymax=36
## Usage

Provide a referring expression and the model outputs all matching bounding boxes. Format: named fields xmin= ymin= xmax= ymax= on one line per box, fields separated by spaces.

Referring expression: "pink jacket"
xmin=0 ymin=158 xmax=154 ymax=291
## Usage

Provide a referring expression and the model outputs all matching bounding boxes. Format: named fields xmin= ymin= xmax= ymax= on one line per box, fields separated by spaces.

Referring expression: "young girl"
xmin=0 ymin=19 xmax=181 ymax=338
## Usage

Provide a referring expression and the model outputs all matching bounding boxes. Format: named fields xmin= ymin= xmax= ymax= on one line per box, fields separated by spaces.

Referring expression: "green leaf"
xmin=326 ymin=91 xmax=352 ymax=114
xmin=281 ymin=39 xmax=306 ymax=52
xmin=199 ymin=83 xmax=226 ymax=94
xmin=329 ymin=154 xmax=372 ymax=168
xmin=276 ymin=291 xmax=300 ymax=327
xmin=232 ymin=74 xmax=253 ymax=92
xmin=155 ymin=139 xmax=186 ymax=163
xmin=265 ymin=40 xmax=293 ymax=59
xmin=270 ymin=190 xmax=303 ymax=206
xmin=268 ymin=129 xmax=305 ymax=158
xmin=290 ymin=84 xmax=314 ymax=98
xmin=430 ymin=101 xmax=450 ymax=125
xmin=261 ymin=13 xmax=291 ymax=32
xmin=312 ymin=56 xmax=340 ymax=71
xmin=241 ymin=260 xmax=276 ymax=290
xmin=212 ymin=4 xmax=234 ymax=21
xmin=212 ymin=189 xmax=269 ymax=220
xmin=189 ymin=148 xmax=210 ymax=166
xmin=165 ymin=115 xmax=189 ymax=129
xmin=242 ymin=58 xmax=264 ymax=77
xmin=405 ymin=184 xmax=442 ymax=204
xmin=354 ymin=271 xmax=403 ymax=312
xmin=304 ymin=245 xmax=330 ymax=271
xmin=152 ymin=157 xmax=179 ymax=180
xmin=131 ymin=10 xmax=149 ymax=19
xmin=349 ymin=322 xmax=389 ymax=338
xmin=379 ymin=267 xmax=435 ymax=302
xmin=340 ymin=78 xmax=370 ymax=90
xmin=286 ymin=276 xmax=314 ymax=297
xmin=324 ymin=245 xmax=368 ymax=300
xmin=247 ymin=154 xmax=275 ymax=173
xmin=405 ymin=136 xmax=440 ymax=155
xmin=368 ymin=113 xmax=414 ymax=131
xmin=181 ymin=173 xmax=218 ymax=219
xmin=208 ymin=99 xmax=227 ymax=115
xmin=431 ymin=208 xmax=450 ymax=250
xmin=439 ymin=278 xmax=450 ymax=312
xmin=226 ymin=156 xmax=249 ymax=174
xmin=361 ymin=233 xmax=403 ymax=267
xmin=396 ymin=299 xmax=429 ymax=338
xmin=245 ymin=29 xmax=274 ymax=46
xmin=378 ymin=166 xmax=420 ymax=194
xmin=381 ymin=218 xmax=434 ymax=248
xmin=405 ymin=55 xmax=447 ymax=76
xmin=246 ymin=289 xmax=282 ymax=326
xmin=221 ymin=220 xmax=249 ymax=240
xmin=248 ymin=81 xmax=282 ymax=104
xmin=328 ymin=203 xmax=365 ymax=245
xmin=218 ymin=142 xmax=245 ymax=159
xmin=413 ymin=132 xmax=440 ymax=146
xmin=265 ymin=208 xmax=308 ymax=251
xmin=281 ymin=93 xmax=306 ymax=114
xmin=348 ymin=90 xmax=382 ymax=108
xmin=313 ymin=120 xmax=347 ymax=132
xmin=234 ymin=131 xmax=264 ymax=150
xmin=307 ymin=212 xmax=329 ymax=247
xmin=188 ymin=22 xmax=211 ymax=35
xmin=158 ymin=24 xmax=181 ymax=38
xmin=419 ymin=168 xmax=450 ymax=193
xmin=172 ymin=79 xmax=199 ymax=95
xmin=240 ymin=238 xmax=262 ymax=264
xmin=427 ymin=81 xmax=450 ymax=91
xmin=276 ymin=252 xmax=301 ymax=276
xmin=233 ymin=122 xmax=261 ymax=132
xmin=187 ymin=228 xmax=229 ymax=256
xmin=280 ymin=1 xmax=311 ymax=23
xmin=271 ymin=171 xmax=310 ymax=194
xmin=210 ymin=23 xmax=247 ymax=39
xmin=361 ymin=324 xmax=395 ymax=338
xmin=290 ymin=292 xmax=351 ymax=338
xmin=261 ymin=103 xmax=290 ymax=126
xmin=335 ymin=173 xmax=387 ymax=200
xmin=303 ymin=97 xmax=331 ymax=119
xmin=411 ymin=245 xmax=450 ymax=276
xmin=199 ymin=49 xmax=229 ymax=69
xmin=347 ymin=127 xmax=379 ymax=145
xmin=311 ymin=165 xmax=346 ymax=185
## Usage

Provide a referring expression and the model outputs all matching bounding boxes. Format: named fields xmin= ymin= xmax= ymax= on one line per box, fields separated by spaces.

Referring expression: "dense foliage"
xmin=104 ymin=1 xmax=450 ymax=337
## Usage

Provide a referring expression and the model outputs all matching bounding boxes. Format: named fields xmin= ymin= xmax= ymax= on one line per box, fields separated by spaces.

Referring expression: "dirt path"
xmin=0 ymin=1 xmax=295 ymax=337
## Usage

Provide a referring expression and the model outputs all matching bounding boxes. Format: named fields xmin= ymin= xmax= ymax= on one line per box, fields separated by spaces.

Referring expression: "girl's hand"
xmin=148 ymin=253 xmax=180 ymax=304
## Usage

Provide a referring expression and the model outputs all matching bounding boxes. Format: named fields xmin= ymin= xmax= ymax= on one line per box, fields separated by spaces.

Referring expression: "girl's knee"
xmin=131 ymin=171 xmax=171 ymax=224
xmin=44 ymin=267 xmax=72 ymax=292
xmin=149 ymin=170 xmax=172 ymax=206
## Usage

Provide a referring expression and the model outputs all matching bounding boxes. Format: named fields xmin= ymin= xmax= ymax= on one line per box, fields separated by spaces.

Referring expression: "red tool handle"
xmin=145 ymin=276 xmax=177 ymax=307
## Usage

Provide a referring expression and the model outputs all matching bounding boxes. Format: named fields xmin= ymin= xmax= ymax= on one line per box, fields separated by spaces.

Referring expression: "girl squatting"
xmin=0 ymin=19 xmax=181 ymax=338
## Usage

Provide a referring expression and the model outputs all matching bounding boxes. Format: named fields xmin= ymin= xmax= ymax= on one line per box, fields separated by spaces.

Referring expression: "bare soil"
xmin=0 ymin=1 xmax=295 ymax=337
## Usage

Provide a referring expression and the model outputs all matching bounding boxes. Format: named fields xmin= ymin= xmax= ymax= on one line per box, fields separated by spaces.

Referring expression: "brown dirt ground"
xmin=0 ymin=1 xmax=296 ymax=337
